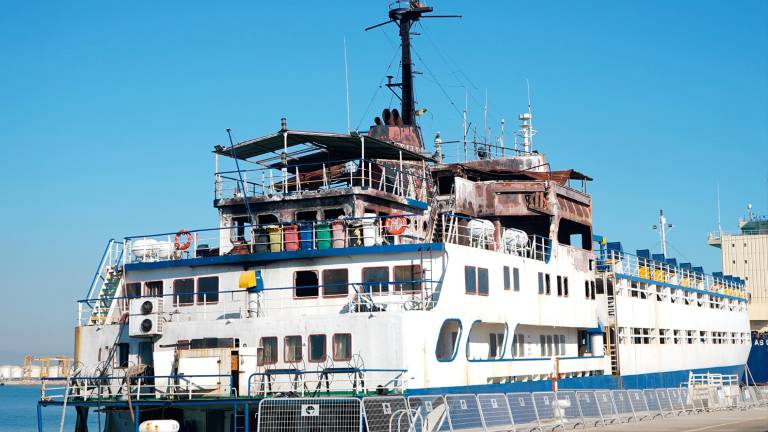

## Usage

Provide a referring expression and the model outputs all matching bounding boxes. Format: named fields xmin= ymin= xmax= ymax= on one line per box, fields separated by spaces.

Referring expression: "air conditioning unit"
xmin=129 ymin=298 xmax=163 ymax=337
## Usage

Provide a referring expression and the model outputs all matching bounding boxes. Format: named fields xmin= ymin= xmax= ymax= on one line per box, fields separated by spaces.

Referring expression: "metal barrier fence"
xmin=251 ymin=386 xmax=768 ymax=432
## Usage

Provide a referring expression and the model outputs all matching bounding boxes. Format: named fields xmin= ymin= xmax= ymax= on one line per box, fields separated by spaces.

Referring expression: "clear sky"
xmin=0 ymin=1 xmax=766 ymax=362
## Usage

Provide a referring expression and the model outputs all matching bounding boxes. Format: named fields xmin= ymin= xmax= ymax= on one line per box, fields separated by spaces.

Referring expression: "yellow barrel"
xmin=266 ymin=225 xmax=283 ymax=252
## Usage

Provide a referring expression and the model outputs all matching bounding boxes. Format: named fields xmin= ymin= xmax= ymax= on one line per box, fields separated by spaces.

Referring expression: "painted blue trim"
xmin=126 ymin=243 xmax=445 ymax=271
xmin=406 ymin=363 xmax=746 ymax=396
xmin=36 ymin=403 xmax=43 ymax=432
xmin=615 ymin=273 xmax=747 ymax=302
xmin=436 ymin=318 xmax=463 ymax=363
xmin=405 ymin=198 xmax=429 ymax=210
xmin=468 ymin=355 xmax=605 ymax=363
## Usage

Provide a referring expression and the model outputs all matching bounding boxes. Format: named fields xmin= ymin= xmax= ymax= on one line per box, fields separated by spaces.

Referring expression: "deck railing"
xmin=77 ymin=281 xmax=440 ymax=326
xmin=436 ymin=213 xmax=553 ymax=263
xmin=215 ymin=158 xmax=430 ymax=202
xmin=596 ymin=249 xmax=748 ymax=299
xmin=247 ymin=368 xmax=408 ymax=398
xmin=124 ymin=214 xmax=426 ymax=264
xmin=41 ymin=374 xmax=235 ymax=402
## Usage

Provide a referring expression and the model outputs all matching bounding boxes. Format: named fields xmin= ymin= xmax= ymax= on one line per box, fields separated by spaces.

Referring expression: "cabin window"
xmin=145 ymin=281 xmax=163 ymax=297
xmin=257 ymin=214 xmax=279 ymax=224
xmin=296 ymin=210 xmax=317 ymax=221
xmin=284 ymin=336 xmax=302 ymax=363
xmin=539 ymin=335 xmax=546 ymax=356
xmin=309 ymin=334 xmax=327 ymax=362
xmin=489 ymin=333 xmax=504 ymax=358
xmin=465 ymin=266 xmax=477 ymax=294
xmin=546 ymin=335 xmax=553 ymax=356
xmin=295 ymin=271 xmax=320 ymax=298
xmin=511 ymin=334 xmax=517 ymax=356
xmin=545 ymin=274 xmax=551 ymax=295
xmin=436 ymin=319 xmax=462 ymax=361
xmin=563 ymin=277 xmax=569 ymax=296
xmin=258 ymin=337 xmax=278 ymax=365
xmin=117 ymin=343 xmax=129 ymax=368
xmin=585 ymin=281 xmax=590 ymax=299
xmin=513 ymin=268 xmax=520 ymax=291
xmin=126 ymin=283 xmax=141 ymax=298
xmin=394 ymin=265 xmax=422 ymax=292
xmin=197 ymin=276 xmax=219 ymax=304
xmin=503 ymin=267 xmax=511 ymax=290
xmin=362 ymin=267 xmax=389 ymax=294
xmin=231 ymin=216 xmax=250 ymax=243
xmin=333 ymin=334 xmax=352 ymax=361
xmin=322 ymin=269 xmax=349 ymax=296
xmin=559 ymin=335 xmax=566 ymax=356
xmin=517 ymin=334 xmax=525 ymax=357
xmin=323 ymin=208 xmax=345 ymax=219
xmin=557 ymin=276 xmax=563 ymax=296
xmin=554 ymin=336 xmax=560 ymax=355
xmin=173 ymin=278 xmax=195 ymax=306
xmin=477 ymin=268 xmax=489 ymax=295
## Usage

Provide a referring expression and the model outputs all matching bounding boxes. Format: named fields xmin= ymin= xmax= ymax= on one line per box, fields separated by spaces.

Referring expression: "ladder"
xmin=87 ymin=239 xmax=125 ymax=325
xmin=419 ymin=246 xmax=435 ymax=309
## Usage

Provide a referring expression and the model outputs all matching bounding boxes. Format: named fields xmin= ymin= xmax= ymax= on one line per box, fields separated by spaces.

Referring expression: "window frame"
xmin=393 ymin=264 xmax=423 ymax=293
xmin=477 ymin=267 xmax=489 ymax=296
xmin=503 ymin=266 xmax=511 ymax=290
xmin=332 ymin=333 xmax=352 ymax=362
xmin=322 ymin=268 xmax=349 ymax=297
xmin=362 ymin=266 xmax=390 ymax=295
xmin=258 ymin=336 xmax=278 ymax=366
xmin=197 ymin=276 xmax=219 ymax=305
xmin=465 ymin=266 xmax=477 ymax=294
xmin=513 ymin=267 xmax=520 ymax=291
xmin=294 ymin=270 xmax=320 ymax=299
xmin=173 ymin=278 xmax=195 ymax=307
xmin=144 ymin=280 xmax=163 ymax=297
xmin=308 ymin=334 xmax=327 ymax=363
xmin=283 ymin=335 xmax=303 ymax=363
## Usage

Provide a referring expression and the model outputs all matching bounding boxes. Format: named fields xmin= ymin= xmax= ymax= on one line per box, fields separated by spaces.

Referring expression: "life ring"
xmin=385 ymin=215 xmax=408 ymax=235
xmin=175 ymin=229 xmax=193 ymax=251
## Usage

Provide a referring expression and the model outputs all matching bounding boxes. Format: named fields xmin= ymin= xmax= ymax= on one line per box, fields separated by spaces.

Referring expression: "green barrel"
xmin=315 ymin=223 xmax=332 ymax=249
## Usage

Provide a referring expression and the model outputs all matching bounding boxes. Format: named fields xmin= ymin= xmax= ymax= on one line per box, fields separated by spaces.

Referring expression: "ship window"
xmin=517 ymin=334 xmax=525 ymax=357
xmin=557 ymin=276 xmax=563 ymax=296
xmin=296 ymin=210 xmax=317 ymax=221
xmin=309 ymin=334 xmax=327 ymax=362
xmin=231 ymin=216 xmax=250 ymax=243
xmin=333 ymin=334 xmax=352 ymax=361
xmin=117 ymin=343 xmax=129 ymax=368
xmin=478 ymin=268 xmax=489 ymax=295
xmin=258 ymin=337 xmax=278 ymax=365
xmin=322 ymin=269 xmax=349 ymax=296
xmin=257 ymin=214 xmax=279 ymax=225
xmin=362 ymin=267 xmax=389 ymax=294
xmin=197 ymin=276 xmax=219 ymax=304
xmin=595 ymin=278 xmax=605 ymax=295
xmin=511 ymin=334 xmax=517 ymax=356
xmin=563 ymin=277 xmax=569 ymax=297
xmin=590 ymin=281 xmax=596 ymax=299
xmin=585 ymin=281 xmax=590 ymax=299
xmin=173 ymin=278 xmax=195 ymax=306
xmin=538 ymin=272 xmax=544 ymax=294
xmin=126 ymin=283 xmax=141 ymax=298
xmin=503 ymin=267 xmax=511 ymax=290
xmin=284 ymin=336 xmax=302 ymax=363
xmin=436 ymin=319 xmax=462 ymax=361
xmin=145 ymin=281 xmax=163 ymax=297
xmin=559 ymin=335 xmax=566 ymax=355
xmin=294 ymin=271 xmax=320 ymax=298
xmin=545 ymin=274 xmax=551 ymax=295
xmin=465 ymin=266 xmax=477 ymax=294
xmin=513 ymin=268 xmax=520 ymax=291
xmin=546 ymin=335 xmax=553 ymax=356
xmin=489 ymin=333 xmax=503 ymax=358
xmin=323 ymin=208 xmax=345 ymax=219
xmin=554 ymin=336 xmax=560 ymax=355
xmin=394 ymin=265 xmax=422 ymax=292
xmin=540 ymin=335 xmax=546 ymax=356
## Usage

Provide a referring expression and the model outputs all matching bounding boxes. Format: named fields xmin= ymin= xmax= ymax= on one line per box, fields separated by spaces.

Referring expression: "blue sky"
xmin=0 ymin=1 xmax=766 ymax=361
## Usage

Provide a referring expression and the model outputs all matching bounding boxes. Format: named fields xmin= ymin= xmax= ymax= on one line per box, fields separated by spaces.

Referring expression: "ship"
xmin=37 ymin=2 xmax=751 ymax=431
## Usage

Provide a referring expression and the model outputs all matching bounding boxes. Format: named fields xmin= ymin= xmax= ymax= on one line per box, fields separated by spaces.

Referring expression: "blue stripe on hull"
xmin=406 ymin=364 xmax=745 ymax=396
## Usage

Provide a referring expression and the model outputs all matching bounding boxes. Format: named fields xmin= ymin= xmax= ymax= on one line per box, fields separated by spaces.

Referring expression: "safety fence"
xmin=253 ymin=386 xmax=768 ymax=432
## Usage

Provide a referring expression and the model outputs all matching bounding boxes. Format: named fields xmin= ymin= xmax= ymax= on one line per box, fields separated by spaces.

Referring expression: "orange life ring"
xmin=385 ymin=215 xmax=408 ymax=235
xmin=175 ymin=229 xmax=193 ymax=251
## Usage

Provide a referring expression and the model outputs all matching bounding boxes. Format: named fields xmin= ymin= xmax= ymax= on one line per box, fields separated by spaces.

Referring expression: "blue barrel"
xmin=299 ymin=222 xmax=314 ymax=250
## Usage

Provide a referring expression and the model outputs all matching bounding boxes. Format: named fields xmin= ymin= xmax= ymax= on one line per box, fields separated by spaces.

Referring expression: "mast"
xmin=654 ymin=209 xmax=673 ymax=257
xmin=388 ymin=2 xmax=433 ymax=126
